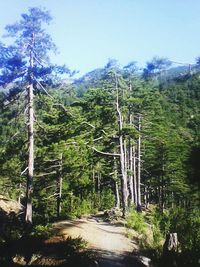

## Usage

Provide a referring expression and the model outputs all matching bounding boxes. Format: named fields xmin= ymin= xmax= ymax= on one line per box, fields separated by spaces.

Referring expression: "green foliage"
xmin=63 ymin=194 xmax=95 ymax=218
xmin=168 ymin=207 xmax=200 ymax=265
xmin=0 ymin=12 xmax=200 ymax=263
xmin=126 ymin=208 xmax=146 ymax=234
xmin=147 ymin=207 xmax=171 ymax=237
xmin=146 ymin=206 xmax=200 ymax=266
xmin=62 ymin=188 xmax=115 ymax=218
xmin=31 ymin=223 xmax=53 ymax=239
xmin=99 ymin=188 xmax=115 ymax=210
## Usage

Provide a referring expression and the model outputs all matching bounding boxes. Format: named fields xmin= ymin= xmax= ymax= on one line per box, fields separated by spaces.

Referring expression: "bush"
xmin=99 ymin=188 xmax=115 ymax=210
xmin=63 ymin=189 xmax=115 ymax=218
xmin=31 ymin=223 xmax=53 ymax=239
xmin=126 ymin=208 xmax=146 ymax=234
xmin=148 ymin=206 xmax=200 ymax=267
xmin=168 ymin=207 xmax=200 ymax=267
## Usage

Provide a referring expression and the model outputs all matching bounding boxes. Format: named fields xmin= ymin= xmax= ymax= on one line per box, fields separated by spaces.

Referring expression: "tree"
xmin=143 ymin=56 xmax=171 ymax=79
xmin=0 ymin=7 xmax=64 ymax=224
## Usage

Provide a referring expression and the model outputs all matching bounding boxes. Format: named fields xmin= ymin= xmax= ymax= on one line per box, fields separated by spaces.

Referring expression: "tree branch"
xmin=88 ymin=146 xmax=120 ymax=157
xmin=52 ymin=103 xmax=73 ymax=116
xmin=36 ymin=171 xmax=57 ymax=177
xmin=21 ymin=167 xmax=28 ymax=176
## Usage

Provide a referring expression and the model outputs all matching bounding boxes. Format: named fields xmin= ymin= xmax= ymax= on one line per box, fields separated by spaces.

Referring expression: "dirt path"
xmin=54 ymin=215 xmax=148 ymax=267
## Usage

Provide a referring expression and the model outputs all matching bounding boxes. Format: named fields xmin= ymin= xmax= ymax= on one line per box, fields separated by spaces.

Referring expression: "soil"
xmin=5 ymin=213 xmax=150 ymax=267
xmin=53 ymin=214 xmax=147 ymax=267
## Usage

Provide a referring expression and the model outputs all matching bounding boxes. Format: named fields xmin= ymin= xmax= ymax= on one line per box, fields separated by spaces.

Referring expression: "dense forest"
xmin=0 ymin=7 xmax=199 ymax=267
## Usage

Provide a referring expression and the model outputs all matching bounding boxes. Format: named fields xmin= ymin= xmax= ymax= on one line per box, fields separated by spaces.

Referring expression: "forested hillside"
xmin=0 ymin=7 xmax=199 ymax=267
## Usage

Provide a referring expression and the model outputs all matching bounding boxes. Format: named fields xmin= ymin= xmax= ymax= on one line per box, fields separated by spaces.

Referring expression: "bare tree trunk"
xmin=171 ymin=192 xmax=174 ymax=208
xmin=129 ymin=144 xmax=134 ymax=205
xmin=18 ymin=183 xmax=22 ymax=204
xmin=137 ymin=114 xmax=142 ymax=211
xmin=25 ymin=32 xmax=35 ymax=224
xmin=92 ymin=168 xmax=95 ymax=194
xmin=116 ymin=74 xmax=128 ymax=217
xmin=144 ymin=186 xmax=149 ymax=209
xmin=56 ymin=154 xmax=63 ymax=218
xmin=114 ymin=156 xmax=120 ymax=208
xmin=97 ymin=172 xmax=101 ymax=196
xmin=115 ymin=181 xmax=120 ymax=209
xmin=124 ymin=139 xmax=129 ymax=203
xmin=128 ymin=82 xmax=134 ymax=206
xmin=133 ymin=145 xmax=138 ymax=206
xmin=25 ymin=82 xmax=34 ymax=224
xmin=161 ymin=179 xmax=164 ymax=212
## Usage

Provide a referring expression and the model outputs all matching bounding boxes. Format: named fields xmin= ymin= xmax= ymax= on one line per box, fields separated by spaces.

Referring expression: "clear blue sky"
xmin=0 ymin=0 xmax=199 ymax=76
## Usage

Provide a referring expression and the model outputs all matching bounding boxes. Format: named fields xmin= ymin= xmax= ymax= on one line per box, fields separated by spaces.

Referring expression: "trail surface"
xmin=54 ymin=215 xmax=147 ymax=267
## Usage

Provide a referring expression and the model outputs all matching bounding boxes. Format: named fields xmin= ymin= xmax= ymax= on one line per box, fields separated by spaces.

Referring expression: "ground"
xmin=53 ymin=214 xmax=149 ymax=267
xmin=6 ymin=213 xmax=151 ymax=267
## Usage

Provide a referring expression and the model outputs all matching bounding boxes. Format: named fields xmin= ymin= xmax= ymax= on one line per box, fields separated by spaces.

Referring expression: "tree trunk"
xmin=144 ymin=186 xmax=149 ymax=209
xmin=92 ymin=168 xmax=95 ymax=194
xmin=133 ymin=145 xmax=138 ymax=206
xmin=25 ymin=32 xmax=35 ymax=224
xmin=113 ymin=156 xmax=120 ymax=209
xmin=129 ymin=144 xmax=134 ymax=205
xmin=128 ymin=111 xmax=135 ymax=206
xmin=115 ymin=181 xmax=120 ymax=209
xmin=18 ymin=183 xmax=22 ymax=204
xmin=137 ymin=114 xmax=142 ymax=211
xmin=119 ymin=134 xmax=128 ymax=217
xmin=162 ymin=233 xmax=178 ymax=266
xmin=25 ymin=83 xmax=34 ymax=224
xmin=97 ymin=172 xmax=101 ymax=196
xmin=56 ymin=154 xmax=63 ymax=218
xmin=116 ymin=74 xmax=128 ymax=217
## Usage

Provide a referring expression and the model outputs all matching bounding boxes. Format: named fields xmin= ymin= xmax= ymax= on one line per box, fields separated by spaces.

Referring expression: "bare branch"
xmin=52 ymin=103 xmax=73 ymax=116
xmin=45 ymin=165 xmax=61 ymax=171
xmin=80 ymin=121 xmax=95 ymax=129
xmin=66 ymin=141 xmax=79 ymax=145
xmin=89 ymin=146 xmax=120 ymax=157
xmin=36 ymin=171 xmax=57 ymax=177
xmin=43 ymin=193 xmax=57 ymax=200
xmin=93 ymin=137 xmax=103 ymax=142
xmin=21 ymin=167 xmax=28 ymax=176
xmin=34 ymin=78 xmax=54 ymax=99
xmin=43 ymin=159 xmax=60 ymax=163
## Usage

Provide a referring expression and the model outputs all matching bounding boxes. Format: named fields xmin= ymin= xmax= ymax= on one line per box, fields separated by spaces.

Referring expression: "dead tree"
xmin=115 ymin=74 xmax=128 ymax=217
xmin=137 ymin=114 xmax=142 ymax=211
xmin=25 ymin=33 xmax=35 ymax=224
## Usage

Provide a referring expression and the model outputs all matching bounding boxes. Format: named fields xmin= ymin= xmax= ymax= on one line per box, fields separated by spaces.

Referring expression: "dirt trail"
xmin=54 ymin=215 xmax=147 ymax=267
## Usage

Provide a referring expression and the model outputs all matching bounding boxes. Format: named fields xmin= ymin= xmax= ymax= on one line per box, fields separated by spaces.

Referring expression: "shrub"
xmin=99 ymin=188 xmax=115 ymax=210
xmin=31 ymin=223 xmax=53 ymax=239
xmin=148 ymin=206 xmax=200 ymax=267
xmin=126 ymin=208 xmax=146 ymax=234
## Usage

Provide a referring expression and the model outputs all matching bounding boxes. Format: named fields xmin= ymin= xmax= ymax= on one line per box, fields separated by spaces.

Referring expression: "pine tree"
xmin=0 ymin=7 xmax=61 ymax=224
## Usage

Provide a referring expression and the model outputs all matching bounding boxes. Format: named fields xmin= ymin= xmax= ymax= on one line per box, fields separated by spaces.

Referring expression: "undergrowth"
xmin=126 ymin=205 xmax=200 ymax=267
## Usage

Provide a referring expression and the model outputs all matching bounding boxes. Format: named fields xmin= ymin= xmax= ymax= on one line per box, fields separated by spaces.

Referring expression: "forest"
xmin=0 ymin=7 xmax=199 ymax=267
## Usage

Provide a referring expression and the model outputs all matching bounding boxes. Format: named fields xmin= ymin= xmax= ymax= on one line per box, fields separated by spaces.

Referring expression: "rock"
xmin=104 ymin=208 xmax=122 ymax=221
xmin=12 ymin=255 xmax=26 ymax=265
xmin=0 ymin=195 xmax=23 ymax=216
xmin=12 ymin=253 xmax=42 ymax=266
xmin=139 ymin=255 xmax=152 ymax=267
xmin=89 ymin=259 xmax=99 ymax=267
xmin=125 ymin=254 xmax=152 ymax=267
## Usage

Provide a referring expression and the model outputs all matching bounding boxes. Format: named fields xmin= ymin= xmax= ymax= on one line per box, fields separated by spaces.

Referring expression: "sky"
xmin=0 ymin=0 xmax=200 ymax=76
